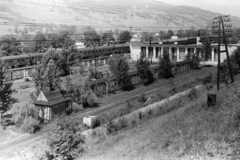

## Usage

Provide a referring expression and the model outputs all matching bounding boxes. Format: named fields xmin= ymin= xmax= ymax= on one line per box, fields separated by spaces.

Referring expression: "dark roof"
xmin=34 ymin=90 xmax=70 ymax=107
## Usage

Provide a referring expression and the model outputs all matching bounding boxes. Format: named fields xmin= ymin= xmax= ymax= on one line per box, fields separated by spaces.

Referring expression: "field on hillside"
xmin=1 ymin=0 xmax=240 ymax=34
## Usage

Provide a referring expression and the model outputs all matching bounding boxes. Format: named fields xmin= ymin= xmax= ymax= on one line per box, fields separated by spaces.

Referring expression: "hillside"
xmin=0 ymin=0 xmax=240 ymax=35
xmin=78 ymin=77 xmax=240 ymax=160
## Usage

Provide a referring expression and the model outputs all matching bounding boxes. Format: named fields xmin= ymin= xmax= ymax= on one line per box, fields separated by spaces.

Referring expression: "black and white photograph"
xmin=0 ymin=0 xmax=240 ymax=159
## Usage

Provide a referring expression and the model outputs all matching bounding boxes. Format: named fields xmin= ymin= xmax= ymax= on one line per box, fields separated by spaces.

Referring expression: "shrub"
xmin=20 ymin=117 xmax=40 ymax=134
xmin=169 ymin=87 xmax=178 ymax=96
xmin=127 ymin=100 xmax=134 ymax=110
xmin=188 ymin=88 xmax=198 ymax=100
xmin=107 ymin=117 xmax=128 ymax=134
xmin=202 ymin=73 xmax=213 ymax=85
xmin=138 ymin=92 xmax=147 ymax=103
xmin=72 ymin=102 xmax=84 ymax=113
xmin=107 ymin=121 xmax=118 ymax=134
xmin=25 ymin=77 xmax=30 ymax=82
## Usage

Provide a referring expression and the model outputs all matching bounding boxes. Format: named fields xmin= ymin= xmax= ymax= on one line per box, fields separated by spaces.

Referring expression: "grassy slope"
xmin=79 ymin=76 xmax=240 ymax=160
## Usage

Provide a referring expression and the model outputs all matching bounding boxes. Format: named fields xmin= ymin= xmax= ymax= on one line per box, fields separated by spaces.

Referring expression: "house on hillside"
xmin=33 ymin=90 xmax=71 ymax=123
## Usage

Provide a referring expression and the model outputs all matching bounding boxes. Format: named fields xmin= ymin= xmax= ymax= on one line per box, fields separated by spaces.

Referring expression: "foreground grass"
xmin=78 ymin=80 xmax=240 ymax=160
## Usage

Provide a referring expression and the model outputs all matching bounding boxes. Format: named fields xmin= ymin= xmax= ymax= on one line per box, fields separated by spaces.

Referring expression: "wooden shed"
xmin=33 ymin=90 xmax=71 ymax=123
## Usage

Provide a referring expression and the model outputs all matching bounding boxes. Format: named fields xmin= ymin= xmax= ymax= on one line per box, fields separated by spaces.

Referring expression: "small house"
xmin=33 ymin=90 xmax=71 ymax=123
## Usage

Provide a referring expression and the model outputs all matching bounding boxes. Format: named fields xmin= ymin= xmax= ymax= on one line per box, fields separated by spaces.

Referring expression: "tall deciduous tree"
xmin=140 ymin=32 xmax=150 ymax=42
xmin=0 ymin=63 xmax=13 ymax=112
xmin=166 ymin=29 xmax=174 ymax=39
xmin=0 ymin=36 xmax=22 ymax=56
xmin=58 ymin=47 xmax=77 ymax=76
xmin=136 ymin=52 xmax=154 ymax=84
xmin=118 ymin=31 xmax=132 ymax=44
xmin=47 ymin=30 xmax=75 ymax=49
xmin=82 ymin=27 xmax=100 ymax=46
xmin=43 ymin=59 xmax=61 ymax=91
xmin=62 ymin=68 xmax=97 ymax=107
xmin=109 ymin=54 xmax=130 ymax=90
xmin=32 ymin=32 xmax=49 ymax=53
xmin=159 ymin=48 xmax=173 ymax=78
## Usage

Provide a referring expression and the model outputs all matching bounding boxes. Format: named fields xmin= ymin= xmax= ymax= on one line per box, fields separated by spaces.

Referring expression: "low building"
xmin=33 ymin=90 xmax=71 ymax=123
xmin=130 ymin=37 xmax=240 ymax=65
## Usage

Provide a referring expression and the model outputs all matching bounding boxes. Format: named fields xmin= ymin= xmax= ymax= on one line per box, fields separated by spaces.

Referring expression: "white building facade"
xmin=130 ymin=43 xmax=240 ymax=65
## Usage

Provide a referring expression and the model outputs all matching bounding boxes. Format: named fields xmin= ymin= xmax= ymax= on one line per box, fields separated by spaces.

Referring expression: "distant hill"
xmin=0 ymin=0 xmax=240 ymax=35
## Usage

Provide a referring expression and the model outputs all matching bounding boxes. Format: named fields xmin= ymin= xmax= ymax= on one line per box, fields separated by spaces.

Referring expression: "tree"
xmin=43 ymin=59 xmax=61 ymax=91
xmin=233 ymin=47 xmax=240 ymax=68
xmin=176 ymin=29 xmax=185 ymax=38
xmin=32 ymin=32 xmax=49 ymax=53
xmin=219 ymin=50 xmax=240 ymax=84
xmin=101 ymin=30 xmax=114 ymax=44
xmin=44 ymin=115 xmax=85 ymax=159
xmin=185 ymin=49 xmax=201 ymax=69
xmin=166 ymin=29 xmax=174 ymax=39
xmin=33 ymin=61 xmax=45 ymax=94
xmin=0 ymin=63 xmax=13 ymax=112
xmin=0 ymin=35 xmax=22 ymax=56
xmin=109 ymin=54 xmax=130 ymax=90
xmin=41 ymin=49 xmax=64 ymax=75
xmin=62 ymin=68 xmax=97 ymax=107
xmin=10 ymin=103 xmax=39 ymax=130
xmin=140 ymin=32 xmax=150 ymax=42
xmin=82 ymin=27 xmax=100 ymax=46
xmin=118 ymin=31 xmax=132 ymax=44
xmin=159 ymin=31 xmax=166 ymax=40
xmin=136 ymin=52 xmax=154 ymax=84
xmin=159 ymin=48 xmax=173 ymax=78
xmin=58 ymin=46 xmax=77 ymax=76
xmin=202 ymin=38 xmax=212 ymax=63
xmin=47 ymin=30 xmax=75 ymax=49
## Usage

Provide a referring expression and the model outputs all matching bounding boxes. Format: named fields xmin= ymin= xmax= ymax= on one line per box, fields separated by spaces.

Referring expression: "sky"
xmin=157 ymin=0 xmax=240 ymax=17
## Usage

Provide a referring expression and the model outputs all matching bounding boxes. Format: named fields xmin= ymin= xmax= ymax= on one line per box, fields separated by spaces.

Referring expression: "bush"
xmin=188 ymin=88 xmax=198 ymax=100
xmin=72 ymin=102 xmax=84 ymax=113
xmin=25 ymin=77 xmax=30 ymax=82
xmin=169 ymin=87 xmax=178 ymax=96
xmin=138 ymin=92 xmax=147 ymax=103
xmin=202 ymin=73 xmax=213 ymax=85
xmin=107 ymin=117 xmax=128 ymax=134
xmin=20 ymin=117 xmax=40 ymax=134
xmin=127 ymin=100 xmax=134 ymax=110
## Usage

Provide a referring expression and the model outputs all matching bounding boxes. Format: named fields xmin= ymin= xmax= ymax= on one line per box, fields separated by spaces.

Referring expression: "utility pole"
xmin=212 ymin=15 xmax=234 ymax=90
xmin=150 ymin=36 xmax=152 ymax=64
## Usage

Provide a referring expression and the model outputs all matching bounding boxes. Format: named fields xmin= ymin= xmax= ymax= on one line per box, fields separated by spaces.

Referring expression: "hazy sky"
xmin=158 ymin=0 xmax=240 ymax=17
